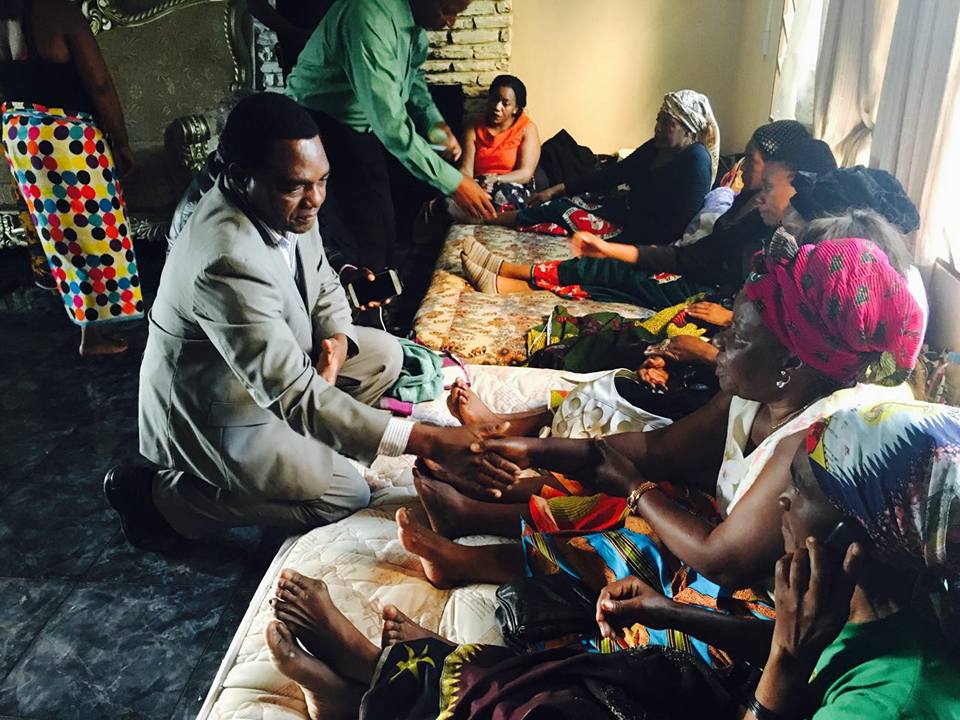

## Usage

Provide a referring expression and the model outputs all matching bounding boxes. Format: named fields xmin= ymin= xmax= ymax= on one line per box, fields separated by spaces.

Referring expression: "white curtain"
xmin=813 ymin=0 xmax=898 ymax=166
xmin=870 ymin=0 xmax=960 ymax=265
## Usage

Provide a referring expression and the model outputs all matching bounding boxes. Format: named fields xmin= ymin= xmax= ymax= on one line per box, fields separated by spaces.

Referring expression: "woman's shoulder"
xmin=680 ymin=142 xmax=712 ymax=167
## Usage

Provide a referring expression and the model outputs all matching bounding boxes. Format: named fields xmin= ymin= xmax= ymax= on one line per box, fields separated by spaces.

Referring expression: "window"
xmin=770 ymin=0 xmax=826 ymax=127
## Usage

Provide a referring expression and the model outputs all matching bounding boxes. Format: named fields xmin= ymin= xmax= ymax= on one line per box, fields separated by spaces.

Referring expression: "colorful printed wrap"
xmin=806 ymin=400 xmax=960 ymax=634
xmin=1 ymin=102 xmax=143 ymax=325
xmin=745 ymin=237 xmax=923 ymax=385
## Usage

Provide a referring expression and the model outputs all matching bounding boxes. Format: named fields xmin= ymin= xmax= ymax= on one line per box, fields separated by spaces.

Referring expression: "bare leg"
xmin=265 ymin=620 xmax=365 ymax=720
xmin=485 ymin=209 xmax=519 ymax=227
xmin=396 ymin=507 xmax=525 ymax=588
xmin=446 ymin=378 xmax=553 ymax=436
xmin=380 ymin=605 xmax=452 ymax=647
xmin=270 ymin=569 xmax=380 ymax=684
xmin=499 ymin=261 xmax=534 ymax=280
xmin=79 ymin=324 xmax=128 ymax=356
xmin=416 ymin=471 xmax=529 ymax=538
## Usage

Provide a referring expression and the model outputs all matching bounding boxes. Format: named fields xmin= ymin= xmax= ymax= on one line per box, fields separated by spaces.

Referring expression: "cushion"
xmin=413 ymin=225 xmax=652 ymax=365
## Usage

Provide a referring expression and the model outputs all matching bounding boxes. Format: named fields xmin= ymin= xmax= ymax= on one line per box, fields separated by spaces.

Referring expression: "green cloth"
xmin=809 ymin=611 xmax=960 ymax=720
xmin=388 ymin=339 xmax=444 ymax=403
xmin=285 ymin=0 xmax=463 ymax=195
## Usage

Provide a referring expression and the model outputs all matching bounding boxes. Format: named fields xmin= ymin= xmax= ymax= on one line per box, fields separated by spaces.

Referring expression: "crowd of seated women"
xmin=259 ymin=77 xmax=960 ymax=720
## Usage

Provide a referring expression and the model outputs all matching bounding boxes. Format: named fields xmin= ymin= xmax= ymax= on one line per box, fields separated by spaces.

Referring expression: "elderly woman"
xmin=461 ymin=124 xmax=836 ymax=314
xmin=0 ymin=0 xmax=142 ymax=355
xmin=457 ymin=74 xmax=540 ymax=210
xmin=399 ymin=234 xmax=923 ymax=669
xmin=489 ymin=89 xmax=717 ymax=248
xmin=258 ymin=401 xmax=959 ymax=720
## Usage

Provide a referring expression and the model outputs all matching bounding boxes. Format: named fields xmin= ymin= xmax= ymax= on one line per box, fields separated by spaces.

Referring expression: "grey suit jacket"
xmin=139 ymin=181 xmax=392 ymax=493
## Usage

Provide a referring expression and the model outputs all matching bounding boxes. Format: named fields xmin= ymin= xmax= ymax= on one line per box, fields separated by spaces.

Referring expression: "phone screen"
xmin=350 ymin=271 xmax=402 ymax=307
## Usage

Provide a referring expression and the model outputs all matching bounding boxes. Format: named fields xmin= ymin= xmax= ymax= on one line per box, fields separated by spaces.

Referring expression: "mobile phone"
xmin=347 ymin=268 xmax=403 ymax=309
xmin=823 ymin=519 xmax=867 ymax=556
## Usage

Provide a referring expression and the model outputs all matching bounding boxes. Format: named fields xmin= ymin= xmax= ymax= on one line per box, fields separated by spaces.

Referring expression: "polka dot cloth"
xmin=1 ymin=102 xmax=143 ymax=325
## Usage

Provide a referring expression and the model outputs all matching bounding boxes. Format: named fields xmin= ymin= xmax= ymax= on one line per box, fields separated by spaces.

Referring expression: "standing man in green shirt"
xmin=286 ymin=0 xmax=495 ymax=274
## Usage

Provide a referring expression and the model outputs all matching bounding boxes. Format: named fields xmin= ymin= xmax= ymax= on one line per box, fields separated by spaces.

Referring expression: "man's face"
xmin=244 ymin=136 xmax=330 ymax=235
xmin=411 ymin=0 xmax=471 ymax=29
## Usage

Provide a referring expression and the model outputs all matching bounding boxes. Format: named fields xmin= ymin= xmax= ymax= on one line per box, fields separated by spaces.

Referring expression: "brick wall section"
xmin=425 ymin=0 xmax=513 ymax=120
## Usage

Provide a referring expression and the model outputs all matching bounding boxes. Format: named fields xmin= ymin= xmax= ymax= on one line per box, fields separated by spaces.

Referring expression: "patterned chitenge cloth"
xmin=360 ymin=639 xmax=737 ymax=720
xmin=1 ymin=102 xmax=143 ymax=325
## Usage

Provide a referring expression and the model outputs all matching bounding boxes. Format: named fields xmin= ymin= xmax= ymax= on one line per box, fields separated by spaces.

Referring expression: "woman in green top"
xmin=736 ymin=400 xmax=960 ymax=719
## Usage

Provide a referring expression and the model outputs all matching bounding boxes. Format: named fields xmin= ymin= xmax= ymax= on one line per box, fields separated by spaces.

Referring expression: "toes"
xmin=275 ymin=585 xmax=299 ymax=603
xmin=396 ymin=507 xmax=410 ymax=528
xmin=382 ymin=605 xmax=400 ymax=622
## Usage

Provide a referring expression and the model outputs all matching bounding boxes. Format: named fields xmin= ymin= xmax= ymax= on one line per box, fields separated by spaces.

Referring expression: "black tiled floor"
xmin=0 ymin=241 xmax=282 ymax=719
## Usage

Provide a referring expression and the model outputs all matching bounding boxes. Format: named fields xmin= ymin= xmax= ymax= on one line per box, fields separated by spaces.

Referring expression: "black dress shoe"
xmin=103 ymin=464 xmax=188 ymax=554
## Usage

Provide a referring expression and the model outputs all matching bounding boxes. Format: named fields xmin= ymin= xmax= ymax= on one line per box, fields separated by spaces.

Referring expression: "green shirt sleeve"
xmin=407 ymin=68 xmax=445 ymax=135
xmin=341 ymin=11 xmax=462 ymax=195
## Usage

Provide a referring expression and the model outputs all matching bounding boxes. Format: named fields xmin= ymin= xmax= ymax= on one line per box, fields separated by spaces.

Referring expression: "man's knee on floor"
xmin=343 ymin=327 xmax=404 ymax=404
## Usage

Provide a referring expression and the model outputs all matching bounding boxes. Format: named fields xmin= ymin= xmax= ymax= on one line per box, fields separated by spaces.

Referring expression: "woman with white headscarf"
xmin=487 ymin=89 xmax=718 ymax=247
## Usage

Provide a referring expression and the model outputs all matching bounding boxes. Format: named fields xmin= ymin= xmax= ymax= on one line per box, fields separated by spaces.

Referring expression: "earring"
xmin=775 ymin=369 xmax=791 ymax=389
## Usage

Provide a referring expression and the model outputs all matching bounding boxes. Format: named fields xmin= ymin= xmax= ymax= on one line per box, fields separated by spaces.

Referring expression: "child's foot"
xmin=396 ymin=507 xmax=471 ymax=589
xmin=463 ymin=236 xmax=507 ymax=274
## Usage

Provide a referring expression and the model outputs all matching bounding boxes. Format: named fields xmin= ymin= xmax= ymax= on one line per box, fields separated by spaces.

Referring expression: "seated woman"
xmin=456 ymin=74 xmax=540 ymax=212
xmin=460 ymin=126 xmax=837 ymax=314
xmin=489 ymin=89 xmax=718 ymax=247
xmin=399 ymin=234 xmax=923 ymax=669
xmin=262 ymin=401 xmax=959 ymax=720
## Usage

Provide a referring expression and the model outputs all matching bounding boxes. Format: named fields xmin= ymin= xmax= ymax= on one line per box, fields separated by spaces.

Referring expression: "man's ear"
xmin=225 ymin=162 xmax=249 ymax=189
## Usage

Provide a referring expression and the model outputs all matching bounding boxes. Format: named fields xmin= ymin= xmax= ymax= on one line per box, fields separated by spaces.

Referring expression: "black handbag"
xmin=495 ymin=574 xmax=598 ymax=651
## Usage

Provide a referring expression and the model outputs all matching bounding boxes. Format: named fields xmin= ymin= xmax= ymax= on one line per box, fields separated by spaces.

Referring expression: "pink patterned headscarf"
xmin=745 ymin=237 xmax=923 ymax=385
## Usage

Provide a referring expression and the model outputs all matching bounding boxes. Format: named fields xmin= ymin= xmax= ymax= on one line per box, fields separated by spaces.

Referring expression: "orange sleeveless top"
xmin=473 ymin=112 xmax=531 ymax=177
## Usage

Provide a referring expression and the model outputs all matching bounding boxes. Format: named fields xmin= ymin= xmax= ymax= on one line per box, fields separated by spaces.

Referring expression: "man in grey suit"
xmin=105 ymin=94 xmax=510 ymax=552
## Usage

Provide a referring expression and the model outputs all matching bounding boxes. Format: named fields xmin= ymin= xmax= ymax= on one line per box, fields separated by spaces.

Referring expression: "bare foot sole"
xmin=396 ymin=507 xmax=467 ymax=589
xmin=380 ymin=605 xmax=451 ymax=647
xmin=446 ymin=379 xmax=500 ymax=426
xmin=414 ymin=471 xmax=472 ymax=539
xmin=265 ymin=620 xmax=363 ymax=720
xmin=271 ymin=569 xmax=379 ymax=684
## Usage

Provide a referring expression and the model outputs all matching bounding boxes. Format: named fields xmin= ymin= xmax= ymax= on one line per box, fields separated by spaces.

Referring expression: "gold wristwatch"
xmin=626 ymin=481 xmax=660 ymax=515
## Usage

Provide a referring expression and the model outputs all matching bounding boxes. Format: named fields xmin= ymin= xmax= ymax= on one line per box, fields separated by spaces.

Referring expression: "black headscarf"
xmin=790 ymin=166 xmax=920 ymax=234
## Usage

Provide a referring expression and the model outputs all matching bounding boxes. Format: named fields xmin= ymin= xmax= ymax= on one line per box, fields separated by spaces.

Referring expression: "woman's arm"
xmin=494 ymin=121 xmax=540 ymax=185
xmin=459 ymin=125 xmax=477 ymax=178
xmin=61 ymin=4 xmax=131 ymax=168
xmin=632 ymin=432 xmax=802 ymax=588
xmin=480 ymin=390 xmax=731 ymax=487
xmin=597 ymin=577 xmax=774 ymax=665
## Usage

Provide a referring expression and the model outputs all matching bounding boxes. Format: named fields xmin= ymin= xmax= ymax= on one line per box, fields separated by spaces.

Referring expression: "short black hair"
xmin=768 ymin=137 xmax=837 ymax=176
xmin=219 ymin=93 xmax=319 ymax=172
xmin=489 ymin=74 xmax=527 ymax=111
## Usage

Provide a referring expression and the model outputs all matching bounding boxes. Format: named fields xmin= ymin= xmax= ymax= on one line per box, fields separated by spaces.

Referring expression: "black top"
xmin=0 ymin=0 xmax=96 ymax=114
xmin=564 ymin=139 xmax=712 ymax=246
xmin=673 ymin=190 xmax=771 ymax=291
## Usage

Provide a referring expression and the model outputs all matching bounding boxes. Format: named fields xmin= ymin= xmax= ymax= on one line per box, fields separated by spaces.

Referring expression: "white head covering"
xmin=661 ymin=89 xmax=720 ymax=181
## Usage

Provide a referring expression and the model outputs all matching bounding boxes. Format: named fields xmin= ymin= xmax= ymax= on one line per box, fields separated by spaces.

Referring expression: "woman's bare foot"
xmin=414 ymin=470 xmax=473 ymax=539
xmin=380 ymin=605 xmax=450 ymax=647
xmin=396 ymin=507 xmax=470 ymax=589
xmin=265 ymin=620 xmax=364 ymax=720
xmin=79 ymin=325 xmax=128 ymax=356
xmin=271 ymin=569 xmax=379 ymax=684
xmin=446 ymin=378 xmax=500 ymax=426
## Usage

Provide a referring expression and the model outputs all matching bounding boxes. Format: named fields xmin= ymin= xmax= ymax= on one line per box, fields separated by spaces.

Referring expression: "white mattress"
xmin=199 ymin=365 xmax=602 ymax=720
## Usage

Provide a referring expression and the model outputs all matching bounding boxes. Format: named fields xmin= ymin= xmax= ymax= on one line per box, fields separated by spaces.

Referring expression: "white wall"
xmin=511 ymin=0 xmax=784 ymax=155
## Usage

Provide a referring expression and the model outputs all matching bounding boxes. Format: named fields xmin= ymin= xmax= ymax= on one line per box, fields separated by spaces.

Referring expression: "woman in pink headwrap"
xmin=394 ymin=234 xmax=923 ymax=669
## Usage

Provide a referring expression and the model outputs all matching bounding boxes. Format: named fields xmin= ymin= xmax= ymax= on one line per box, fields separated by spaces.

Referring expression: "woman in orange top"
xmin=459 ymin=74 xmax=540 ymax=209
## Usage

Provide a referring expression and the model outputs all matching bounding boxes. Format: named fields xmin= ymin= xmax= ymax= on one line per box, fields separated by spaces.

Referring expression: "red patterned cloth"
xmin=745 ymin=237 xmax=923 ymax=384
xmin=530 ymin=260 xmax=591 ymax=300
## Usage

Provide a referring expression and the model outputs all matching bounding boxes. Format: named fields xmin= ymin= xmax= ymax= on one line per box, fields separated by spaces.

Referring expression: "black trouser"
xmin=309 ymin=110 xmax=435 ymax=273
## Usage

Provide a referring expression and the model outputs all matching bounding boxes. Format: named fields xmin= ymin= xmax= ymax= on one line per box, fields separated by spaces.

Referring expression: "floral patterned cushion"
xmin=414 ymin=224 xmax=652 ymax=365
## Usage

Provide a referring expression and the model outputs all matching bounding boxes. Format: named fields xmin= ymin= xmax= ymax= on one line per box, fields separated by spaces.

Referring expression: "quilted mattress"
xmin=413 ymin=224 xmax=653 ymax=366
xmin=198 ymin=365 xmax=603 ymax=720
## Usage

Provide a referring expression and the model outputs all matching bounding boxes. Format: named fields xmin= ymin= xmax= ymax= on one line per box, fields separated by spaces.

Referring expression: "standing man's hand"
xmin=430 ymin=121 xmax=462 ymax=162
xmin=316 ymin=333 xmax=349 ymax=385
xmin=452 ymin=176 xmax=496 ymax=220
